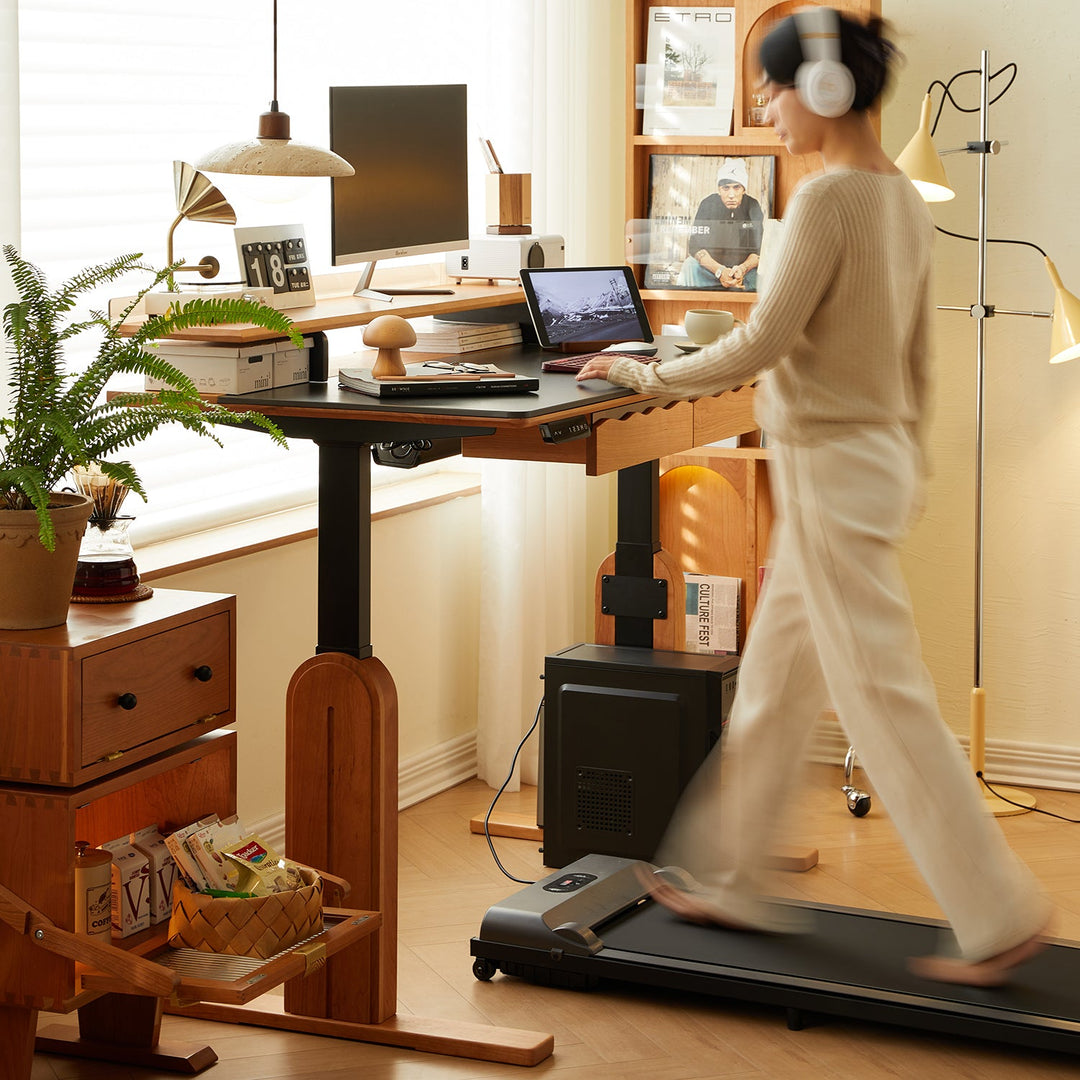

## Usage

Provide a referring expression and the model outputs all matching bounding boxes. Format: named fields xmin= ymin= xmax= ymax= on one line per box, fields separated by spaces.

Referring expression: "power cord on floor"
xmin=483 ymin=695 xmax=543 ymax=885
xmin=977 ymin=771 xmax=1080 ymax=822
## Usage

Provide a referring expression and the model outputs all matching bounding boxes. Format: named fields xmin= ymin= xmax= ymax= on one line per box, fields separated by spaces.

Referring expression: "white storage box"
xmin=684 ymin=572 xmax=741 ymax=655
xmin=129 ymin=825 xmax=178 ymax=925
xmin=144 ymin=342 xmax=276 ymax=395
xmin=102 ymin=836 xmax=151 ymax=938
xmin=273 ymin=335 xmax=314 ymax=387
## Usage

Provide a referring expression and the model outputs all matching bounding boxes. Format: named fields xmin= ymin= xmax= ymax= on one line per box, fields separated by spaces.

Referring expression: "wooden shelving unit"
xmin=625 ymin=0 xmax=880 ymax=647
xmin=625 ymin=0 xmax=879 ymax=333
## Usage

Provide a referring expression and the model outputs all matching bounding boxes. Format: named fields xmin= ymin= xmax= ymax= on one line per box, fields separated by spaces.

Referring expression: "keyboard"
xmin=541 ymin=351 xmax=656 ymax=373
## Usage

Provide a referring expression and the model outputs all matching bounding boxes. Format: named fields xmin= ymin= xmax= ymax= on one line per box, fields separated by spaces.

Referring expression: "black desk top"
xmin=219 ymin=342 xmax=661 ymax=423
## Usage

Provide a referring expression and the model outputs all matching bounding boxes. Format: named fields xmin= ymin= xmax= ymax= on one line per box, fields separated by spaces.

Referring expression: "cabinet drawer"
xmin=80 ymin=613 xmax=232 ymax=767
xmin=0 ymin=590 xmax=236 ymax=786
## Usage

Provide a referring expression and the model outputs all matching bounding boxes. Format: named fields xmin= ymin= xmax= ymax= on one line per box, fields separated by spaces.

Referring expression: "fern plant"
xmin=1 ymin=245 xmax=302 ymax=550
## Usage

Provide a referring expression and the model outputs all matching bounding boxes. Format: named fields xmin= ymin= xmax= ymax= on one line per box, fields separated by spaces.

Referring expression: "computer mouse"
xmin=600 ymin=341 xmax=658 ymax=356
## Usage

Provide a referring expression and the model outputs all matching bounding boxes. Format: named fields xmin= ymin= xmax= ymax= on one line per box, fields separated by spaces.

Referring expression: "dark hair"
xmin=758 ymin=10 xmax=900 ymax=112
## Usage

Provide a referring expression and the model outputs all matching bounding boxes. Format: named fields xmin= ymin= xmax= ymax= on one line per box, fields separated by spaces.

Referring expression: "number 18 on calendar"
xmin=235 ymin=225 xmax=317 ymax=309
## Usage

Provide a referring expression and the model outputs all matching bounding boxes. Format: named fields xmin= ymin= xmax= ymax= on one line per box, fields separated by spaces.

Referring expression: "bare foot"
xmin=908 ymin=922 xmax=1050 ymax=988
xmin=636 ymin=865 xmax=758 ymax=930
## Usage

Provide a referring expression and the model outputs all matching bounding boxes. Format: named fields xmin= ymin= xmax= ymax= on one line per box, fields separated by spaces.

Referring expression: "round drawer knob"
xmin=193 ymin=665 xmax=214 ymax=682
xmin=117 ymin=692 xmax=138 ymax=711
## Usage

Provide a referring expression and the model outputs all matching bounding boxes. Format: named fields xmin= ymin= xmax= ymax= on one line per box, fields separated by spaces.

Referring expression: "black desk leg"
xmin=315 ymin=440 xmax=373 ymax=659
xmin=612 ymin=460 xmax=663 ymax=648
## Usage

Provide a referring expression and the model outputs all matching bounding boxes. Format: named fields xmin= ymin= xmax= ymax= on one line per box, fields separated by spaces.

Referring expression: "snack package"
xmin=189 ymin=818 xmax=245 ymax=892
xmin=220 ymin=836 xmax=304 ymax=895
xmin=164 ymin=815 xmax=219 ymax=891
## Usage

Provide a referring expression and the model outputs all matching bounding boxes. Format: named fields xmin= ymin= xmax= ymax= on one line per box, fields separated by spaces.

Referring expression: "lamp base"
xmin=980 ymin=783 xmax=1037 ymax=817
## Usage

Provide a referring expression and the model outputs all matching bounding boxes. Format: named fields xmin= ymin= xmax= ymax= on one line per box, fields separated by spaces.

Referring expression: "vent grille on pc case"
xmin=575 ymin=767 xmax=634 ymax=835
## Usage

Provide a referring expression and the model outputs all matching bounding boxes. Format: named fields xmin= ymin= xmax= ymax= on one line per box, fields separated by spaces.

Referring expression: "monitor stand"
xmin=352 ymin=261 xmax=455 ymax=302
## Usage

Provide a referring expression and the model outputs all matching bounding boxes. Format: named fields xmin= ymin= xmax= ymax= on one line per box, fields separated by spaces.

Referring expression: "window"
xmin=14 ymin=0 xmax=535 ymax=547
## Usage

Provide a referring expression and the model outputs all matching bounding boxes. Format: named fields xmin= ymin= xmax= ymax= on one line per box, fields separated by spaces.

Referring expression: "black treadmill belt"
xmin=473 ymin=856 xmax=1080 ymax=1056
xmin=595 ymin=901 xmax=1080 ymax=1043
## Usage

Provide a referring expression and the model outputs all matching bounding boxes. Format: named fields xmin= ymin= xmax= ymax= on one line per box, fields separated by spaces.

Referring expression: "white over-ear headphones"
xmin=794 ymin=6 xmax=856 ymax=118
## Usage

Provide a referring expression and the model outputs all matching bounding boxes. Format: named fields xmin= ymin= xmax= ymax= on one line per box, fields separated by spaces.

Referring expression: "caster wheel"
xmin=472 ymin=957 xmax=498 ymax=981
xmin=846 ymin=791 xmax=871 ymax=817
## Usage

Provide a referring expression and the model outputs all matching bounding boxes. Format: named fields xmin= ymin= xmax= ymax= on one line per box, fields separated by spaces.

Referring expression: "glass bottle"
xmin=747 ymin=93 xmax=769 ymax=127
xmin=72 ymin=516 xmax=140 ymax=597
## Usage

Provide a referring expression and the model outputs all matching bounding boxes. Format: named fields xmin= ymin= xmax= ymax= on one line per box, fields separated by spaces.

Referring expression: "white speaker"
xmin=794 ymin=6 xmax=855 ymax=118
xmin=446 ymin=234 xmax=565 ymax=282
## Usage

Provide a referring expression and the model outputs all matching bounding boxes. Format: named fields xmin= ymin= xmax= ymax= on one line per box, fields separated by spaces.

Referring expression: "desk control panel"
xmin=539 ymin=416 xmax=592 ymax=444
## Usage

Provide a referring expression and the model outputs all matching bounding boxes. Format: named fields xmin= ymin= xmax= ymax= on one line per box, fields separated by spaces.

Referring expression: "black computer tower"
xmin=541 ymin=643 xmax=739 ymax=868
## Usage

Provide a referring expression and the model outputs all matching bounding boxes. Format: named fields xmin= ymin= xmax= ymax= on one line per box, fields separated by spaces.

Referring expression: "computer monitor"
xmin=329 ymin=84 xmax=470 ymax=300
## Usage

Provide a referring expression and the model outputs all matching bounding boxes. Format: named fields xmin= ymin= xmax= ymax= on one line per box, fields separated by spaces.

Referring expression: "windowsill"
xmin=138 ymin=470 xmax=481 ymax=581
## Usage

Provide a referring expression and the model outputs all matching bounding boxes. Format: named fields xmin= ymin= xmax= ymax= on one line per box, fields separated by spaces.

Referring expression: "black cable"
xmin=483 ymin=695 xmax=544 ymax=884
xmin=935 ymin=225 xmax=1048 ymax=259
xmin=926 ymin=63 xmax=1018 ymax=137
xmin=977 ymin=771 xmax=1080 ymax=822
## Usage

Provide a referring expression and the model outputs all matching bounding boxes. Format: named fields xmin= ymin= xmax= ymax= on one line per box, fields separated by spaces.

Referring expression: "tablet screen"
xmin=520 ymin=266 xmax=654 ymax=349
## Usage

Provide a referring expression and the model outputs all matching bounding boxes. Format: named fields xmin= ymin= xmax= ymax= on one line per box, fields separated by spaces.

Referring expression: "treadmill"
xmin=471 ymin=854 xmax=1080 ymax=1057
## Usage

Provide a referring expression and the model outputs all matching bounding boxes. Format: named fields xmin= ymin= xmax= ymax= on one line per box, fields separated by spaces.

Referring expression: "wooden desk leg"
xmin=1 ymin=1005 xmax=36 ymax=1080
xmin=284 ymin=651 xmax=399 ymax=1024
xmin=35 ymin=994 xmax=217 ymax=1074
xmin=176 ymin=651 xmax=554 ymax=1067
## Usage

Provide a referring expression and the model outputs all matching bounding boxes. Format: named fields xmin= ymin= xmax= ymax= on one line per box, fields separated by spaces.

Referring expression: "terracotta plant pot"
xmin=0 ymin=492 xmax=94 ymax=630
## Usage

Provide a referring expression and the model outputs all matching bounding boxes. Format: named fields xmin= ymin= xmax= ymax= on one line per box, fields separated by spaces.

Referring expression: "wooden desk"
xmin=116 ymin=280 xmax=527 ymax=343
xmin=115 ymin=277 xmax=761 ymax=1065
xmin=159 ymin=335 xmax=758 ymax=1068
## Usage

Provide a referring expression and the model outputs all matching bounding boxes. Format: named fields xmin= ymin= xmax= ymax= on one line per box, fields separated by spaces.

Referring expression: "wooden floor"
xmin=33 ymin=767 xmax=1080 ymax=1079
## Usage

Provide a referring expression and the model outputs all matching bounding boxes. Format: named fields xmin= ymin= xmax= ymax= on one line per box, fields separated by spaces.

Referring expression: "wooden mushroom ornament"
xmin=363 ymin=315 xmax=416 ymax=378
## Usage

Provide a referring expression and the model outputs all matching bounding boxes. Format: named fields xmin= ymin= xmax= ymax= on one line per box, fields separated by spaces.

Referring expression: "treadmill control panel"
xmin=543 ymin=873 xmax=597 ymax=893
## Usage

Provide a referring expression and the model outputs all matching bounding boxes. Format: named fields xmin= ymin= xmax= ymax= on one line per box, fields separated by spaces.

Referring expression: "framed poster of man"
xmin=644 ymin=154 xmax=776 ymax=292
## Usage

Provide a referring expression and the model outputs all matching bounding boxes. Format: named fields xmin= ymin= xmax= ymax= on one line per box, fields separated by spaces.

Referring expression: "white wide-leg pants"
xmin=658 ymin=424 xmax=1048 ymax=961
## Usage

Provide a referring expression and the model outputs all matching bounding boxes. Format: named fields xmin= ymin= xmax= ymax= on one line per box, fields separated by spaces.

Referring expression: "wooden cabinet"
xmin=0 ymin=731 xmax=238 ymax=1012
xmin=0 ymin=590 xmax=379 ymax=1077
xmin=625 ymin=0 xmax=879 ymax=334
xmin=0 ymin=591 xmax=236 ymax=787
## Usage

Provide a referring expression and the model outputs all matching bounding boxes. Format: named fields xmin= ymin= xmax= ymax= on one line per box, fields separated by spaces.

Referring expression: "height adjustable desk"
xmin=118 ymin=284 xmax=1080 ymax=1063
xmin=154 ymin=287 xmax=757 ymax=1064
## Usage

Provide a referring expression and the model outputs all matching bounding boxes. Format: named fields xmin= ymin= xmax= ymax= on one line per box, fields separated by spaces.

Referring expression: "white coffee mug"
xmin=683 ymin=308 xmax=735 ymax=346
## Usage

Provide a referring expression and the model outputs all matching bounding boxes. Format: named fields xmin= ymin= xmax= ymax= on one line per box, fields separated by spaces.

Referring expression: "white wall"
xmin=151 ymin=0 xmax=1080 ymax=825
xmin=882 ymin=0 xmax=1080 ymax=758
xmin=154 ymin=496 xmax=484 ymax=824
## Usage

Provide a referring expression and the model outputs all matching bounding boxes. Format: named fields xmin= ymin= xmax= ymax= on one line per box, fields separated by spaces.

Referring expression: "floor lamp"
xmin=896 ymin=51 xmax=1080 ymax=817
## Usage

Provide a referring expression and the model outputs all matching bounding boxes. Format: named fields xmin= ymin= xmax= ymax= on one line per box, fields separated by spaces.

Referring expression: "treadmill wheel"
xmin=473 ymin=957 xmax=498 ymax=981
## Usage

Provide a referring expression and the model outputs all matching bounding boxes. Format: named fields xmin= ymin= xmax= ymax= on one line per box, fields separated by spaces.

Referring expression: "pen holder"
xmin=486 ymin=173 xmax=531 ymax=234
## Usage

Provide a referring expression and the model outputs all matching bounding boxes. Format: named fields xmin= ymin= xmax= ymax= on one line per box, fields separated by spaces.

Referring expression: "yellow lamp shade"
xmin=1045 ymin=258 xmax=1080 ymax=364
xmin=896 ymin=94 xmax=956 ymax=203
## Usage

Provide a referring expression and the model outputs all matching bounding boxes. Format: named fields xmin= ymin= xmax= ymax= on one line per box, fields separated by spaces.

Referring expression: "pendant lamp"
xmin=196 ymin=1 xmax=353 ymax=178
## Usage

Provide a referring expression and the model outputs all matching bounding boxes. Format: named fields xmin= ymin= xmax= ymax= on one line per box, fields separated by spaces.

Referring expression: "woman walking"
xmin=576 ymin=8 xmax=1050 ymax=987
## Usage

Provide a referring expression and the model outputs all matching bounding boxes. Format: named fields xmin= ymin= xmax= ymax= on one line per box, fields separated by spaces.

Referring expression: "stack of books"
xmin=404 ymin=316 xmax=522 ymax=354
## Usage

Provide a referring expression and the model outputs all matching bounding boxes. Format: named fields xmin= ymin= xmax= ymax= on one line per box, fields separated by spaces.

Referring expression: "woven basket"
xmin=167 ymin=867 xmax=323 ymax=959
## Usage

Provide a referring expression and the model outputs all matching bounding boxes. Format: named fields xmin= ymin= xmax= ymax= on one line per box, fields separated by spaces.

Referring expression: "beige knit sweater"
xmin=608 ymin=169 xmax=935 ymax=449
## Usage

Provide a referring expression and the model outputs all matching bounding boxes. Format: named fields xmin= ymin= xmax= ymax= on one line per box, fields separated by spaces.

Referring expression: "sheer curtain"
xmin=476 ymin=0 xmax=625 ymax=789
xmin=0 ymin=0 xmax=18 ymax=396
